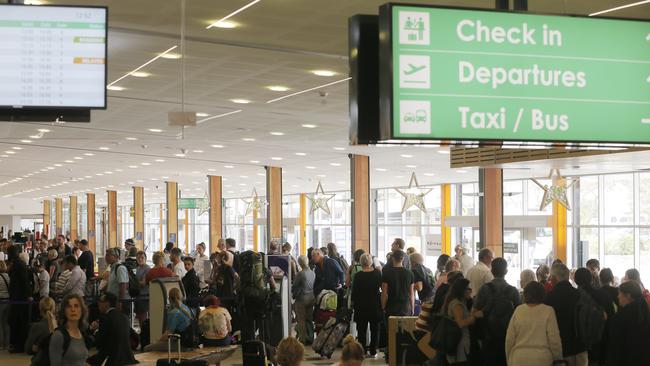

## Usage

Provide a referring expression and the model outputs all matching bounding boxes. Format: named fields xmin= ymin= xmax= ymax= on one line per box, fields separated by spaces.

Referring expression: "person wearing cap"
xmin=454 ymin=244 xmax=474 ymax=276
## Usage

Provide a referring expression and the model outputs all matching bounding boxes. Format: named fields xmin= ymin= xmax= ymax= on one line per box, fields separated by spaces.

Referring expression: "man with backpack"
xmin=472 ymin=257 xmax=520 ymax=366
xmin=545 ymin=263 xmax=588 ymax=366
xmin=105 ymin=248 xmax=131 ymax=315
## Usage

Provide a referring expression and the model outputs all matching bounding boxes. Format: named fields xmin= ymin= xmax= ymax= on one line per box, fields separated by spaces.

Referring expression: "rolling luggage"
xmin=313 ymin=317 xmax=349 ymax=359
xmin=242 ymin=340 xmax=271 ymax=366
xmin=155 ymin=334 xmax=207 ymax=366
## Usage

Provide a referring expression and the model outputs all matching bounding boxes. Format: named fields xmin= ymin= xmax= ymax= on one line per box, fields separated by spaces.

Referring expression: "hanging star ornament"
xmin=197 ymin=192 xmax=210 ymax=216
xmin=307 ymin=181 xmax=335 ymax=215
xmin=530 ymin=169 xmax=577 ymax=211
xmin=242 ymin=188 xmax=264 ymax=216
xmin=394 ymin=172 xmax=432 ymax=214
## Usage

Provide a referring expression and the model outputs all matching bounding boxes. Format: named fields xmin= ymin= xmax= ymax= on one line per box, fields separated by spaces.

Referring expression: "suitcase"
xmin=242 ymin=340 xmax=270 ymax=366
xmin=313 ymin=317 xmax=337 ymax=353
xmin=155 ymin=334 xmax=207 ymax=366
xmin=313 ymin=317 xmax=349 ymax=359
xmin=314 ymin=309 xmax=336 ymax=333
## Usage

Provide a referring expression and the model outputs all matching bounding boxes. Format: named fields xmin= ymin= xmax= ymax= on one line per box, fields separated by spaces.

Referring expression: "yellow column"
xmin=69 ymin=196 xmax=78 ymax=241
xmin=208 ymin=175 xmax=223 ymax=254
xmin=166 ymin=181 xmax=178 ymax=246
xmin=159 ymin=203 xmax=164 ymax=251
xmin=87 ymin=193 xmax=96 ymax=257
xmin=43 ymin=200 xmax=51 ymax=239
xmin=265 ymin=166 xmax=283 ymax=246
xmin=55 ymin=198 xmax=63 ymax=235
xmin=552 ymin=175 xmax=568 ymax=262
xmin=441 ymin=184 xmax=452 ymax=255
xmin=253 ymin=208 xmax=259 ymax=252
xmin=133 ymin=186 xmax=145 ymax=250
xmin=299 ymin=193 xmax=307 ymax=256
xmin=107 ymin=190 xmax=117 ymax=248
xmin=350 ymin=154 xmax=370 ymax=253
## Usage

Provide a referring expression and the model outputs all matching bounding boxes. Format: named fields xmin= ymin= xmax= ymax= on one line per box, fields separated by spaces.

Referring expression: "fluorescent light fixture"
xmin=192 ymin=150 xmax=204 ymax=153
xmin=54 ymin=164 xmax=62 ymax=167
xmin=148 ymin=128 xmax=163 ymax=133
xmin=589 ymin=0 xmax=650 ymax=16
xmin=84 ymin=153 xmax=95 ymax=156
xmin=267 ymin=77 xmax=351 ymax=104
xmin=400 ymin=154 xmax=413 ymax=158
xmin=329 ymin=163 xmax=341 ymax=166
xmin=301 ymin=124 xmax=317 ymax=128
xmin=206 ymin=0 xmax=261 ymax=29
xmin=312 ymin=70 xmax=337 ymax=77
xmin=196 ymin=112 xmax=209 ymax=117
xmin=38 ymin=129 xmax=50 ymax=133
xmin=141 ymin=162 xmax=151 ymax=166
xmin=406 ymin=165 xmax=417 ymax=168
xmin=29 ymin=135 xmax=40 ymax=139
xmin=306 ymin=166 xmax=316 ymax=169
xmin=12 ymin=147 xmax=22 ymax=150
xmin=270 ymin=132 xmax=285 ymax=136
xmin=174 ymin=153 xmax=185 ymax=157
xmin=224 ymin=165 xmax=234 ymax=169
xmin=212 ymin=20 xmax=238 ymax=29
xmin=64 ymin=160 xmax=73 ymax=163
xmin=271 ymin=157 xmax=283 ymax=160
xmin=20 ymin=139 xmax=32 ymax=143
xmin=241 ymin=138 xmax=256 ymax=142
xmin=208 ymin=168 xmax=216 ymax=172
xmin=437 ymin=150 xmax=450 ymax=154
xmin=211 ymin=144 xmax=224 ymax=148
xmin=333 ymin=147 xmax=346 ymax=151
xmin=128 ymin=166 xmax=137 ymax=168
xmin=375 ymin=168 xmax=387 ymax=172
xmin=197 ymin=110 xmax=242 ymax=124
xmin=295 ymin=152 xmax=307 ymax=156
xmin=4 ymin=151 xmax=15 ymax=154
xmin=98 ymin=147 xmax=110 ymax=150
xmin=267 ymin=85 xmax=289 ymax=92
xmin=160 ymin=52 xmax=182 ymax=59
xmin=130 ymin=71 xmax=150 ymax=78
xmin=155 ymin=159 xmax=165 ymax=162
xmin=250 ymin=160 xmax=260 ymax=163
xmin=230 ymin=99 xmax=251 ymax=104
xmin=424 ymin=173 xmax=435 ymax=176
xmin=107 ymin=85 xmax=125 ymax=91
xmin=73 ymin=156 xmax=83 ymax=160
xmin=125 ymin=137 xmax=138 ymax=141
xmin=256 ymin=173 xmax=265 ymax=176
xmin=456 ymin=170 xmax=468 ymax=174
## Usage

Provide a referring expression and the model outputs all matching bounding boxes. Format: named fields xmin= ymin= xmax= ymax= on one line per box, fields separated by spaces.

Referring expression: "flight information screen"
xmin=0 ymin=5 xmax=107 ymax=109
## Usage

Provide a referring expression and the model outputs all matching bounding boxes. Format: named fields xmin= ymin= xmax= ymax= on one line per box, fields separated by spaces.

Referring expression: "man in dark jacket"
xmin=77 ymin=239 xmax=95 ymax=280
xmin=545 ymin=263 xmax=587 ymax=366
xmin=575 ymin=268 xmax=612 ymax=365
xmin=88 ymin=292 xmax=138 ymax=366
xmin=311 ymin=248 xmax=344 ymax=295
xmin=181 ymin=256 xmax=201 ymax=309
xmin=7 ymin=245 xmax=31 ymax=353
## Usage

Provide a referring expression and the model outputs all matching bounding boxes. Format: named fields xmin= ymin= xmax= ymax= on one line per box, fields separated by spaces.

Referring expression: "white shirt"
xmin=193 ymin=253 xmax=208 ymax=285
xmin=467 ymin=261 xmax=493 ymax=295
xmin=456 ymin=254 xmax=475 ymax=276
xmin=38 ymin=269 xmax=50 ymax=297
xmin=173 ymin=261 xmax=187 ymax=278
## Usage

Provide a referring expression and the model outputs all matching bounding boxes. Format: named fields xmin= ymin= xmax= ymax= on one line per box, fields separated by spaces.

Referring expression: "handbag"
xmin=428 ymin=313 xmax=462 ymax=355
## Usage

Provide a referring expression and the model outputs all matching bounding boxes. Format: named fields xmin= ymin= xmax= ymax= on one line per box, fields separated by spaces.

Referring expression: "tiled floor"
xmin=0 ymin=347 xmax=388 ymax=365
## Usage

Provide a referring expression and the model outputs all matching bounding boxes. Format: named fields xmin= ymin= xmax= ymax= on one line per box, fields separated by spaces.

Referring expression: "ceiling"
xmin=0 ymin=0 xmax=649 ymax=206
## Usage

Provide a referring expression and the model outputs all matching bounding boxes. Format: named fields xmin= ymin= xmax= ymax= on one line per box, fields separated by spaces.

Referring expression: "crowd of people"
xmin=1 ymin=233 xmax=650 ymax=366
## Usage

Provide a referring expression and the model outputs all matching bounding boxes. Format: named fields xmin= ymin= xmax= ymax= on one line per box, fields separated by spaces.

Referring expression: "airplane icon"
xmin=403 ymin=63 xmax=426 ymax=75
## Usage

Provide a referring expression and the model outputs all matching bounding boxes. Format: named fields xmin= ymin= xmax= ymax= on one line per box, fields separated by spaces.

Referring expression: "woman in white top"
xmin=505 ymin=281 xmax=562 ymax=366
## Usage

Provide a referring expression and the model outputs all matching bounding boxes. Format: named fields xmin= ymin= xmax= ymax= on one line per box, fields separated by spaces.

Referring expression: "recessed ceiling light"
xmin=329 ymin=163 xmax=341 ymax=166
xmin=38 ymin=129 xmax=50 ymax=133
xmin=424 ymin=173 xmax=435 ymax=176
xmin=256 ymin=173 xmax=265 ymax=177
xmin=5 ymin=151 xmax=15 ymax=154
xmin=104 ymin=171 xmax=113 ymax=174
xmin=271 ymin=157 xmax=283 ymax=161
xmin=125 ymin=137 xmax=138 ymax=141
xmin=196 ymin=112 xmax=209 ymax=117
xmin=98 ymin=147 xmax=110 ymax=150
xmin=207 ymin=168 xmax=216 ymax=172
xmin=96 ymin=173 xmax=103 ymax=176
xmin=333 ymin=147 xmax=346 ymax=151
xmin=250 ymin=160 xmax=260 ymax=163
xmin=456 ymin=170 xmax=468 ymax=174
xmin=211 ymin=20 xmax=238 ymax=28
xmin=174 ymin=153 xmax=185 ymax=157
xmin=155 ymin=159 xmax=165 ymax=162
xmin=84 ymin=153 xmax=95 ymax=156
xmin=230 ymin=99 xmax=251 ymax=104
xmin=211 ymin=144 xmax=224 ymax=148
xmin=306 ymin=166 xmax=316 ymax=169
xmin=400 ymin=154 xmax=413 ymax=158
xmin=0 ymin=155 xmax=8 ymax=158
xmin=375 ymin=168 xmax=387 ymax=172
xmin=73 ymin=157 xmax=83 ymax=160
xmin=406 ymin=165 xmax=417 ymax=168
xmin=312 ymin=70 xmax=337 ymax=77
xmin=12 ymin=147 xmax=22 ymax=150
xmin=437 ymin=150 xmax=450 ymax=154
xmin=141 ymin=162 xmax=151 ymax=166
xmin=160 ymin=52 xmax=181 ymax=59
xmin=241 ymin=138 xmax=256 ymax=142
xmin=128 ymin=165 xmax=137 ymax=169
xmin=107 ymin=85 xmax=125 ymax=91
xmin=267 ymin=85 xmax=289 ymax=92
xmin=46 ymin=167 xmax=54 ymax=170
xmin=337 ymin=181 xmax=346 ymax=184
xmin=54 ymin=164 xmax=62 ymax=167
xmin=148 ymin=128 xmax=163 ymax=133
xmin=224 ymin=165 xmax=234 ymax=169
xmin=295 ymin=152 xmax=307 ymax=156
xmin=192 ymin=150 xmax=204 ymax=153
xmin=84 ymin=175 xmax=91 ymax=178
xmin=270 ymin=132 xmax=285 ymax=136
xmin=20 ymin=139 xmax=32 ymax=143
xmin=29 ymin=135 xmax=40 ymax=139
xmin=114 ymin=169 xmax=123 ymax=172
xmin=130 ymin=71 xmax=150 ymax=77
xmin=301 ymin=124 xmax=318 ymax=128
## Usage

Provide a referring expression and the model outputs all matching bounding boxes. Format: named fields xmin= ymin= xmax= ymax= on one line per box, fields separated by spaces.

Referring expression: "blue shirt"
xmin=314 ymin=257 xmax=344 ymax=295
xmin=166 ymin=304 xmax=192 ymax=333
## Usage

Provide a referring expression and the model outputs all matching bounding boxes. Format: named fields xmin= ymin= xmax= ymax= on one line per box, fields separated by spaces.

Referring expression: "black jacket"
xmin=607 ymin=300 xmax=650 ymax=366
xmin=9 ymin=258 xmax=31 ymax=300
xmin=544 ymin=280 xmax=586 ymax=357
xmin=88 ymin=308 xmax=138 ymax=366
xmin=182 ymin=268 xmax=201 ymax=308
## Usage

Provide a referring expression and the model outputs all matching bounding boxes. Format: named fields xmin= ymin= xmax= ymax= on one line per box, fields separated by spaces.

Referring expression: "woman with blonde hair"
xmin=144 ymin=287 xmax=193 ymax=351
xmin=276 ymin=336 xmax=304 ymax=366
xmin=338 ymin=334 xmax=364 ymax=366
xmin=25 ymin=297 xmax=57 ymax=364
xmin=519 ymin=269 xmax=537 ymax=297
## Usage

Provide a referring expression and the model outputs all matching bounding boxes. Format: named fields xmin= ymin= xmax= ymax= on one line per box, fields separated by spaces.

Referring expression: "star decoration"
xmin=530 ymin=169 xmax=577 ymax=211
xmin=394 ymin=172 xmax=432 ymax=213
xmin=307 ymin=181 xmax=335 ymax=215
xmin=197 ymin=192 xmax=210 ymax=216
xmin=242 ymin=188 xmax=264 ymax=216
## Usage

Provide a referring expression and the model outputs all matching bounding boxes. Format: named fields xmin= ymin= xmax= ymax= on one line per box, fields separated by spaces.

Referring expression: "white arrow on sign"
xmin=647 ymin=33 xmax=650 ymax=41
xmin=647 ymin=75 xmax=650 ymax=82
xmin=643 ymin=118 xmax=650 ymax=124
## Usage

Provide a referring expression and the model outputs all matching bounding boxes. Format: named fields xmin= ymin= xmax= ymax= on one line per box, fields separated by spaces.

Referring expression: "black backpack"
xmin=483 ymin=283 xmax=515 ymax=340
xmin=115 ymin=263 xmax=140 ymax=298
xmin=575 ymin=289 xmax=606 ymax=346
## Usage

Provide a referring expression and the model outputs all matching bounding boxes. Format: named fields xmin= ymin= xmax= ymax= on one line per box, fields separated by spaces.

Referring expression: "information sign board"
xmin=379 ymin=4 xmax=650 ymax=144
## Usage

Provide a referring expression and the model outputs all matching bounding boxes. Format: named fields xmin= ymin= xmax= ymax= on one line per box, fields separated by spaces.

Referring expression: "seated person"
xmin=198 ymin=295 xmax=232 ymax=347
xmin=87 ymin=292 xmax=138 ymax=366
xmin=276 ymin=336 xmax=304 ymax=366
xmin=144 ymin=287 xmax=193 ymax=352
xmin=338 ymin=335 xmax=364 ymax=366
xmin=25 ymin=297 xmax=57 ymax=365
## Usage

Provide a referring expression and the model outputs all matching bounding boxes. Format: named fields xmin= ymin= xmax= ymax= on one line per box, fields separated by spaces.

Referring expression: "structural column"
xmin=87 ymin=193 xmax=96 ymax=257
xmin=107 ymin=190 xmax=117 ymax=248
xmin=208 ymin=175 xmax=223 ymax=253
xmin=265 ymin=166 xmax=282 ymax=248
xmin=43 ymin=200 xmax=51 ymax=239
xmin=299 ymin=193 xmax=307 ymax=256
xmin=552 ymin=174 xmax=568 ymax=263
xmin=441 ymin=184 xmax=452 ymax=255
xmin=166 ymin=181 xmax=178 ymax=246
xmin=350 ymin=154 xmax=370 ymax=253
xmin=69 ymin=196 xmax=78 ymax=241
xmin=55 ymin=198 xmax=63 ymax=236
xmin=479 ymin=168 xmax=504 ymax=257
xmin=133 ymin=186 xmax=145 ymax=250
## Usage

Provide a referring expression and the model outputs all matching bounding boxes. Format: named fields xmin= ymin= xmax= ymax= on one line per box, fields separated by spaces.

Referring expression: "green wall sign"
xmin=379 ymin=4 xmax=650 ymax=144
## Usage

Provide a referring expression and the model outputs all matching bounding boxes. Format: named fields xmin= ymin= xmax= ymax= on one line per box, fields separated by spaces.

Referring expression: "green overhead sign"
xmin=379 ymin=4 xmax=650 ymax=144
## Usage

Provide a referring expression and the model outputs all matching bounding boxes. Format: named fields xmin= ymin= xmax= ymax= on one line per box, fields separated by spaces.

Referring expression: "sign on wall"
xmin=379 ymin=4 xmax=650 ymax=144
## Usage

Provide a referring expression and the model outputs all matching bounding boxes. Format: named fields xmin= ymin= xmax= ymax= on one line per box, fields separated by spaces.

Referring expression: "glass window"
xmin=603 ymin=174 xmax=633 ymax=225
xmin=579 ymin=176 xmax=599 ymax=225
xmin=603 ymin=228 xmax=634 ymax=279
xmin=579 ymin=228 xmax=599 ymax=265
xmin=640 ymin=229 xmax=650 ymax=288
xmin=504 ymin=180 xmax=524 ymax=215
xmin=640 ymin=173 xmax=650 ymax=225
